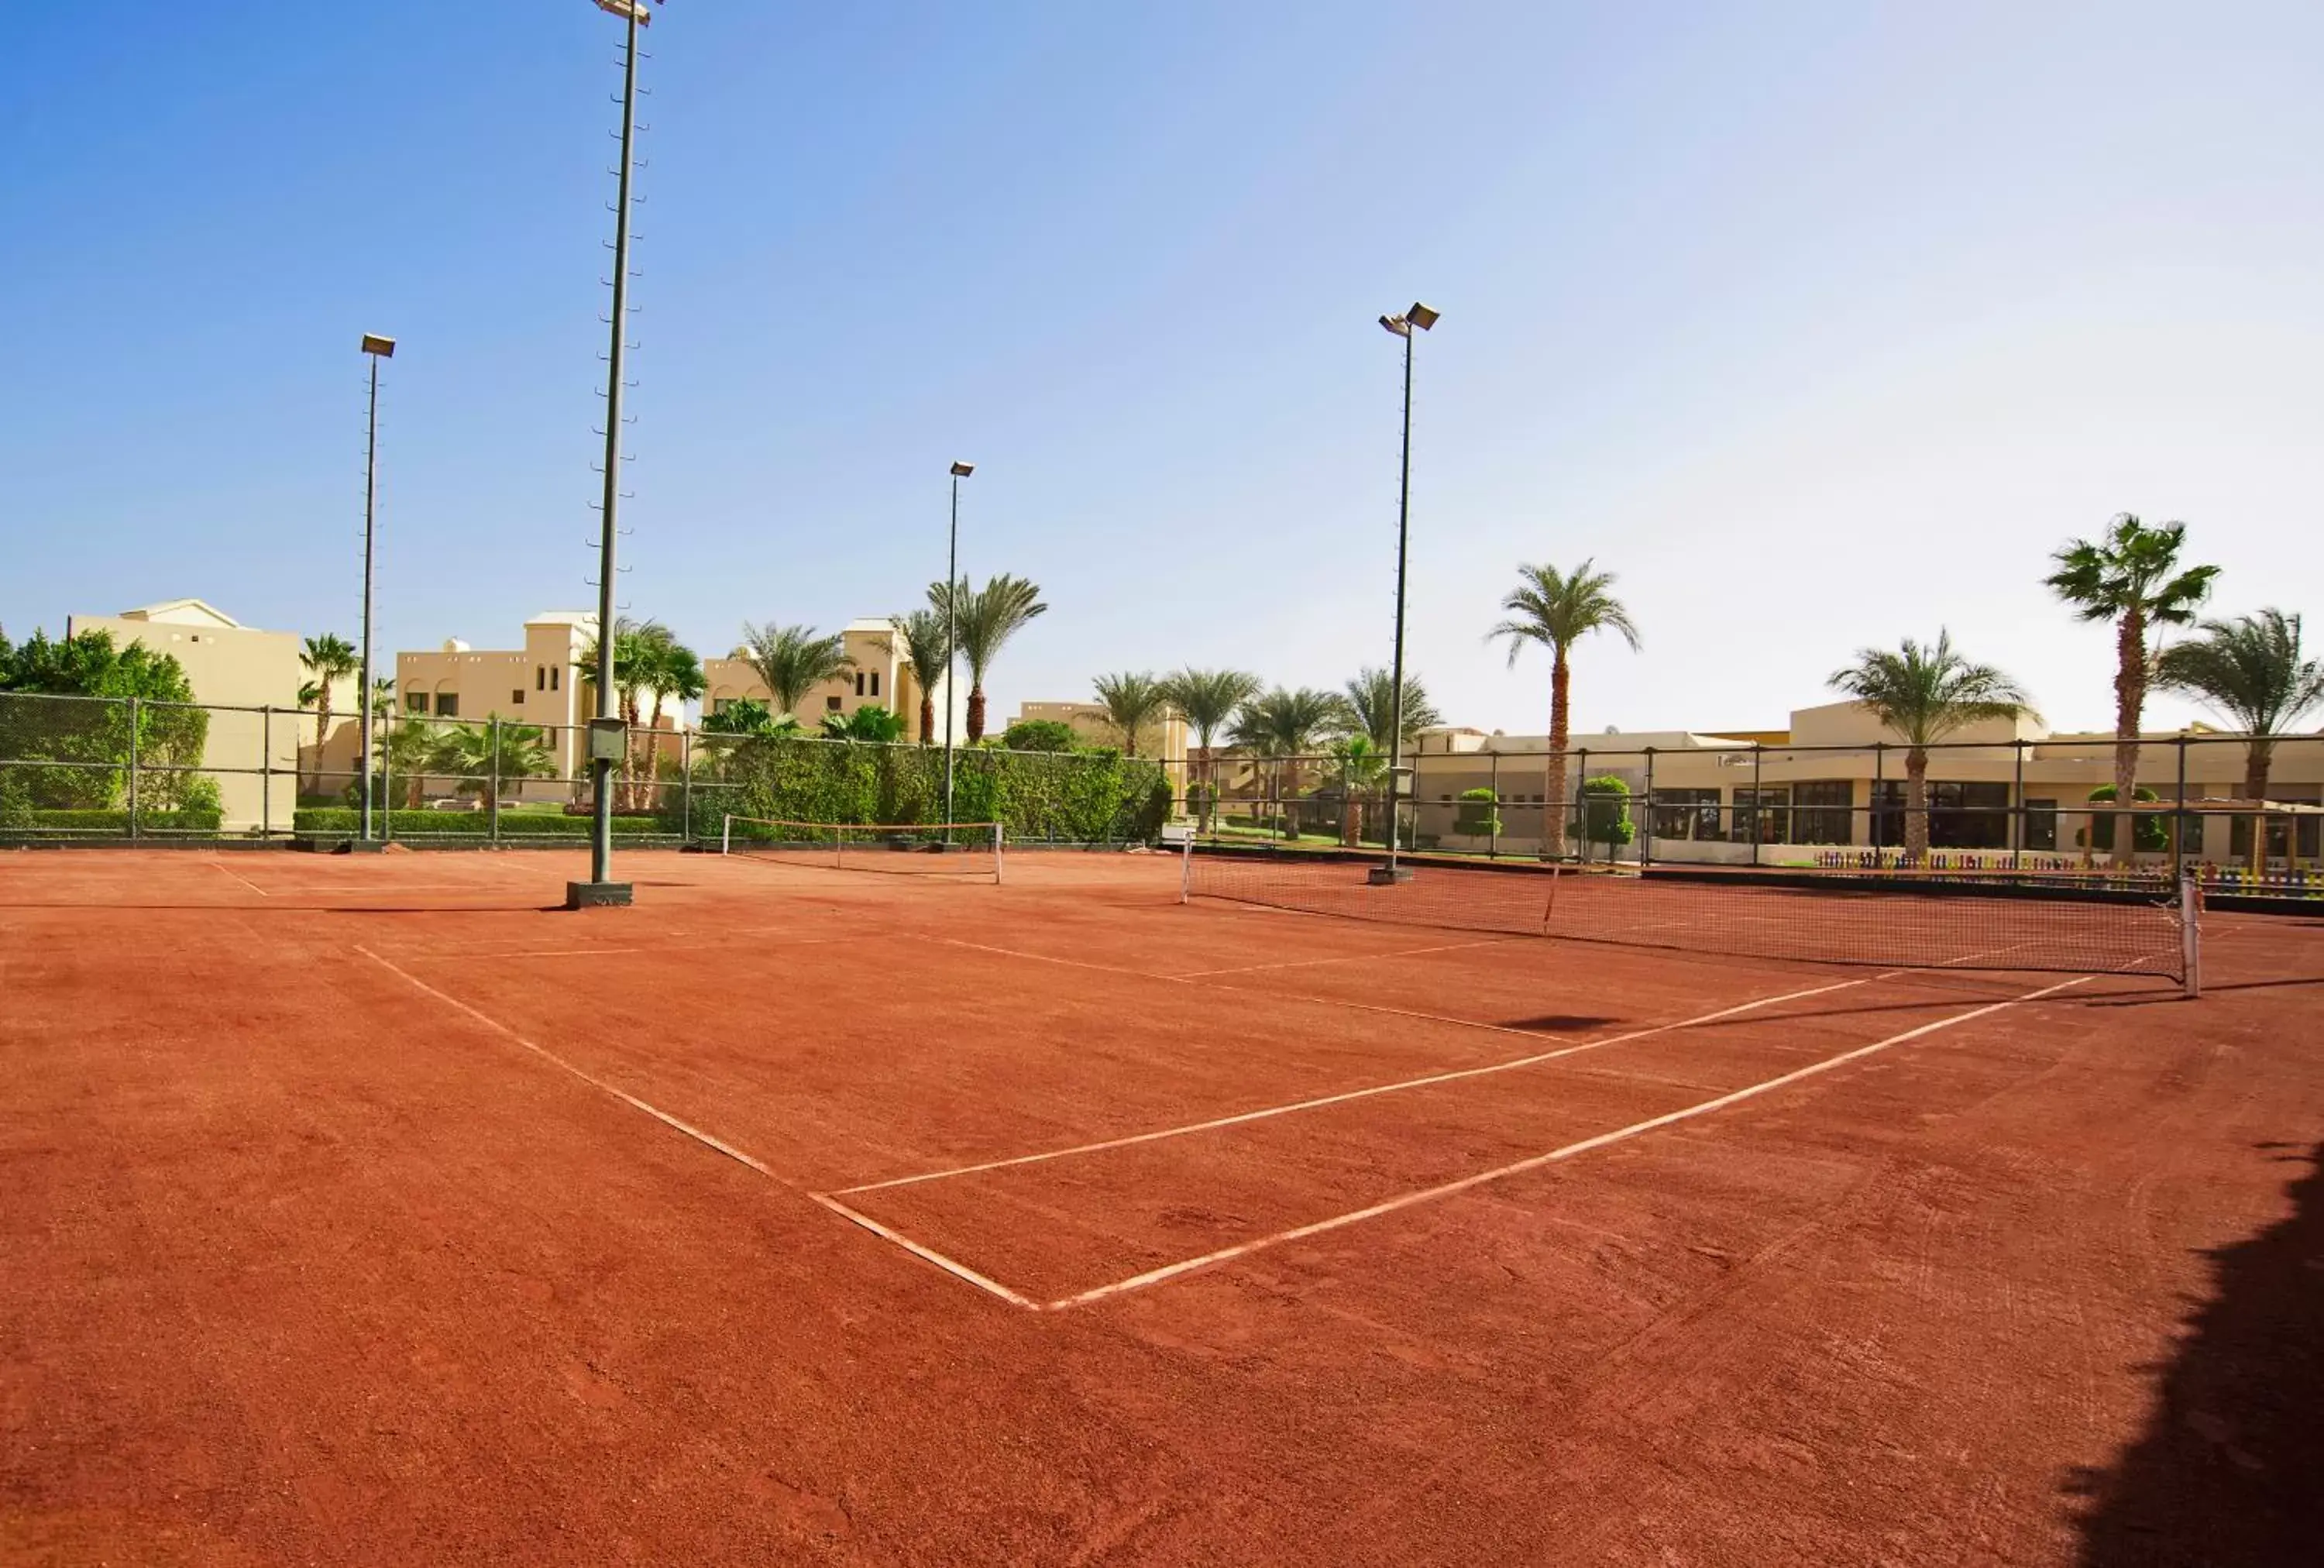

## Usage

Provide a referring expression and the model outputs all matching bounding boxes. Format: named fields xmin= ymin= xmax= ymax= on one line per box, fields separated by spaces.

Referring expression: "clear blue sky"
xmin=6 ymin=2 xmax=2319 ymax=736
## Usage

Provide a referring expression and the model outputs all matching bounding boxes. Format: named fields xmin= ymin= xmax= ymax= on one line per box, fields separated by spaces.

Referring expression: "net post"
xmin=1488 ymin=748 xmax=1500 ymax=860
xmin=1180 ymin=827 xmax=1193 ymax=904
xmin=2180 ymin=868 xmax=2202 ymax=999
xmin=488 ymin=717 xmax=502 ymax=846
xmin=1641 ymin=746 xmax=1655 ymax=867
xmin=993 ymin=821 xmax=1005 ymax=885
xmin=2011 ymin=739 xmax=2025 ymax=872
xmin=720 ymin=813 xmax=731 ymax=856
xmin=1748 ymin=742 xmax=1762 ymax=867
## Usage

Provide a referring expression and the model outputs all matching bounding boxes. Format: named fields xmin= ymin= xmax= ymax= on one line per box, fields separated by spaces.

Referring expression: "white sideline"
xmin=1047 ymin=972 xmax=2095 ymax=1309
xmin=835 ymin=975 xmax=1868 ymax=1196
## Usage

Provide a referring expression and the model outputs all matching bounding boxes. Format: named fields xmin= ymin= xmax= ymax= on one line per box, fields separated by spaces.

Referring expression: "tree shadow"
xmin=2065 ymin=1140 xmax=2323 ymax=1564
xmin=1497 ymin=1014 xmax=1619 ymax=1033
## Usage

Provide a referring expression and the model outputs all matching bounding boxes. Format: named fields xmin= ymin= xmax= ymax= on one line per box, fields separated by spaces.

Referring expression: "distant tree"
xmin=820 ymin=704 xmax=906 ymax=743
xmin=0 ymin=627 xmax=211 ymax=810
xmin=299 ymin=633 xmax=358 ymax=768
xmin=738 ymin=622 xmax=852 ymax=719
xmin=1340 ymin=666 xmax=1441 ymax=749
xmin=2046 ymin=514 xmax=2219 ymax=865
xmin=427 ymin=721 xmax=553 ymax=801
xmin=1829 ymin=631 xmax=2033 ymax=861
xmin=1092 ymin=671 xmax=1170 ymax=758
xmin=2157 ymin=609 xmax=2324 ymax=868
xmin=895 ymin=609 xmax=952 ymax=744
xmin=701 ymin=698 xmax=796 ymax=739
xmin=932 ymin=574 xmax=1047 ymax=743
xmin=1453 ymin=787 xmax=1502 ymax=838
xmin=1160 ymin=668 xmax=1260 ymax=834
xmin=1001 ymin=718 xmax=1080 ymax=753
xmin=1489 ymin=559 xmax=1641 ymax=858
xmin=634 ymin=634 xmax=704 ymax=811
xmin=1230 ymin=687 xmax=1348 ymax=832
xmin=1329 ymin=734 xmax=1390 ymax=846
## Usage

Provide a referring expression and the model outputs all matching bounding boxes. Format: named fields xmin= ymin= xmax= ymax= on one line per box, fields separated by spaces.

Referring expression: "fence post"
xmin=260 ymin=704 xmax=273 ymax=839
xmin=489 ymin=717 xmax=502 ymax=845
xmin=681 ymin=729 xmax=694 ymax=846
xmin=2173 ymin=734 xmax=2188 ymax=874
xmin=1872 ymin=743 xmax=1886 ymax=860
xmin=2012 ymin=738 xmax=2025 ymax=871
xmin=1488 ymin=749 xmax=1500 ymax=860
xmin=1574 ymin=748 xmax=1590 ymax=865
xmin=1642 ymin=747 xmax=1655 ymax=868
xmin=1749 ymin=742 xmax=1762 ymax=867
xmin=126 ymin=696 xmax=140 ymax=841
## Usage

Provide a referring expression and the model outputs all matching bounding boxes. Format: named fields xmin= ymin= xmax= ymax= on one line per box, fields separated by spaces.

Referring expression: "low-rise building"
xmin=395 ymin=611 xmax=598 ymax=778
xmin=1010 ymin=700 xmax=1188 ymax=782
xmin=703 ymin=618 xmax=953 ymax=738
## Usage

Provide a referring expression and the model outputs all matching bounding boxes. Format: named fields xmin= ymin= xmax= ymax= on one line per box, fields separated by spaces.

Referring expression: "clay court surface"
xmin=3 ymin=848 xmax=2320 ymax=1565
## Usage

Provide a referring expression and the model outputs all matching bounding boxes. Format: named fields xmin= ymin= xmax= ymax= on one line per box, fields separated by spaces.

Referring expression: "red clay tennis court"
xmin=4 ymin=846 xmax=2320 ymax=1563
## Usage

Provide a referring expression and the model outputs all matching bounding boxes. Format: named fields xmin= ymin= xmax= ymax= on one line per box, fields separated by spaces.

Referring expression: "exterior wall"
xmin=66 ymin=602 xmax=319 ymax=831
xmin=395 ymin=614 xmax=595 ymax=783
xmin=702 ymin=619 xmax=956 ymax=739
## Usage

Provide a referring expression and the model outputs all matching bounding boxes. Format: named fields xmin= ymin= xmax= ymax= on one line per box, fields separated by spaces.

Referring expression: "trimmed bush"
xmin=292 ymin=808 xmax=665 ymax=838
xmin=1452 ymin=787 xmax=1501 ymax=837
xmin=1001 ymin=718 xmax=1080 ymax=753
xmin=1580 ymin=775 xmax=1636 ymax=847
xmin=2084 ymin=784 xmax=2169 ymax=852
xmin=685 ymin=733 xmax=1168 ymax=843
xmin=1 ymin=806 xmax=227 ymax=833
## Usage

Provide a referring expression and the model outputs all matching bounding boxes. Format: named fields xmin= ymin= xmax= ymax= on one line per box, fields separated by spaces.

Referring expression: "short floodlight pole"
xmin=358 ymin=332 xmax=396 ymax=845
xmin=1370 ymin=303 xmax=1435 ymax=886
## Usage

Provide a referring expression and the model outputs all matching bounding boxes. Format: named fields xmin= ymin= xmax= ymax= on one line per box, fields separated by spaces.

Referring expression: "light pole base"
xmin=1367 ymin=865 xmax=1415 ymax=885
xmin=565 ymin=880 xmax=634 ymax=909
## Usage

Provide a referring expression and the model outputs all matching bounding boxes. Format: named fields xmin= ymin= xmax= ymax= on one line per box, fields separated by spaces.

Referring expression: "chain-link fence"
xmin=1175 ymin=732 xmax=2324 ymax=895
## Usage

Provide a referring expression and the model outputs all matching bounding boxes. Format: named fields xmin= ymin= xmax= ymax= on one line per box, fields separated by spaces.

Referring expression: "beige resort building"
xmin=1009 ymin=700 xmax=1189 ymax=785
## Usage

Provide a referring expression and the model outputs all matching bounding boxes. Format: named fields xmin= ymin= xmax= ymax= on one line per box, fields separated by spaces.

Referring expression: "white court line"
xmin=209 ymin=861 xmax=270 ymax=896
xmin=809 ymin=1195 xmax=1042 ymax=1309
xmin=356 ymin=946 xmax=781 ymax=1181
xmin=1048 ymin=972 xmax=2095 ymax=1310
xmin=835 ymin=975 xmax=1868 ymax=1195
xmin=1170 ymin=934 xmax=1525 ymax=979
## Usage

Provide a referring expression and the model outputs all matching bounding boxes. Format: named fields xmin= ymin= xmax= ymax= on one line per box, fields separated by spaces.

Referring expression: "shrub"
xmin=1001 ymin=718 xmax=1080 ymax=753
xmin=1452 ymin=787 xmax=1501 ymax=837
xmin=291 ymin=808 xmax=665 ymax=838
xmin=2083 ymin=784 xmax=2169 ymax=852
xmin=1580 ymin=775 xmax=1636 ymax=847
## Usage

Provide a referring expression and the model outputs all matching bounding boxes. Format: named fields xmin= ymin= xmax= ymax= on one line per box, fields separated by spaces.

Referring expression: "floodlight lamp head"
xmin=1379 ymin=314 xmax=1410 ymax=338
xmin=1406 ymin=303 xmax=1439 ymax=331
xmin=360 ymin=333 xmax=397 ymax=358
xmin=950 ymin=461 xmax=975 ymax=477
xmin=593 ymin=0 xmax=655 ymax=24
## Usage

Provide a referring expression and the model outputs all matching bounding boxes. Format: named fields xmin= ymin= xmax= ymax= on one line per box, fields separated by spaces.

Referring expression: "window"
xmin=854 ymin=672 xmax=866 ymax=696
xmin=551 ymin=666 xmax=560 ymax=692
xmin=2023 ymin=799 xmax=2058 ymax=852
xmin=2233 ymin=793 xmax=2321 ymax=861
xmin=407 ymin=690 xmax=430 ymax=714
xmin=1731 ymin=786 xmax=1789 ymax=844
xmin=710 ymin=696 xmax=733 ymax=717
xmin=1872 ymin=781 xmax=2010 ymax=849
xmin=826 ymin=695 xmax=843 ymax=712
xmin=536 ymin=668 xmax=546 ymax=691
xmin=436 ymin=693 xmax=460 ymax=718
xmin=511 ymin=689 xmax=525 ymax=707
xmin=1792 ymin=781 xmax=1854 ymax=845
xmin=1651 ymin=788 xmax=1721 ymax=841
xmin=870 ymin=671 xmax=881 ymax=697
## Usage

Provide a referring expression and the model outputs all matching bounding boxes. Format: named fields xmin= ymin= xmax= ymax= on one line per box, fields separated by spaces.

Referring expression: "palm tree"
xmin=1829 ymin=631 xmax=2034 ymax=862
xmin=427 ymin=721 xmax=553 ymax=802
xmin=298 ymin=634 xmax=358 ymax=775
xmin=1092 ymin=671 xmax=1170 ymax=757
xmin=820 ymin=704 xmax=906 ymax=743
xmin=2045 ymin=514 xmax=2219 ymax=865
xmin=1339 ymin=666 xmax=1442 ymax=749
xmin=933 ymin=574 xmax=1046 ymax=743
xmin=634 ymin=635 xmax=704 ymax=811
xmin=738 ymin=622 xmax=852 ymax=719
xmin=1229 ymin=687 xmax=1348 ymax=837
xmin=895 ymin=609 xmax=951 ymax=744
xmin=1488 ymin=559 xmax=1642 ymax=858
xmin=1160 ymin=667 xmax=1260 ymax=834
xmin=2157 ymin=609 xmax=2324 ymax=869
xmin=1330 ymin=734 xmax=1390 ymax=846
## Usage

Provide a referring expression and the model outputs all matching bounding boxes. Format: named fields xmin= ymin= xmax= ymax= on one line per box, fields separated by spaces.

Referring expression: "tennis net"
xmin=1184 ymin=848 xmax=2198 ymax=992
xmin=721 ymin=817 xmax=1002 ymax=882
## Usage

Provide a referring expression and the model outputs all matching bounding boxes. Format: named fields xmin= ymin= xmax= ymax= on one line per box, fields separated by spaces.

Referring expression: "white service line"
xmin=356 ymin=945 xmax=783 ymax=1184
xmin=836 ymin=975 xmax=1868 ymax=1195
xmin=808 ymin=1195 xmax=1042 ymax=1310
xmin=1047 ymin=972 xmax=2095 ymax=1310
xmin=209 ymin=861 xmax=270 ymax=896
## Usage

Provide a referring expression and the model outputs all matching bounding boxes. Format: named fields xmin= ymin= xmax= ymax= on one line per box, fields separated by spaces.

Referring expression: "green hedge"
xmin=0 ymin=806 xmax=226 ymax=833
xmin=292 ymin=809 xmax=667 ymax=838
xmin=683 ymin=735 xmax=1171 ymax=843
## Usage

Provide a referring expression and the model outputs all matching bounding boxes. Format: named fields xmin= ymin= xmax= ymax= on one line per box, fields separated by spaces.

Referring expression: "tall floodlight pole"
xmin=943 ymin=462 xmax=974 ymax=837
xmin=1370 ymin=303 xmax=1437 ymax=885
xmin=571 ymin=0 xmax=662 ymax=910
xmin=357 ymin=333 xmax=397 ymax=845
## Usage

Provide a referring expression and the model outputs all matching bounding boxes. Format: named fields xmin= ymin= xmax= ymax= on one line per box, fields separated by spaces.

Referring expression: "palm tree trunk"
xmin=2244 ymin=742 xmax=2273 ymax=874
xmin=1343 ymin=797 xmax=1363 ymax=848
xmin=919 ymin=693 xmax=937 ymax=745
xmin=1905 ymin=748 xmax=1930 ymax=861
xmin=641 ymin=693 xmax=666 ymax=815
xmin=315 ymin=696 xmax=332 ymax=795
xmin=1543 ymin=648 xmax=1572 ymax=858
xmin=967 ymin=684 xmax=988 ymax=744
xmin=2110 ymin=612 xmax=2145 ymax=868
